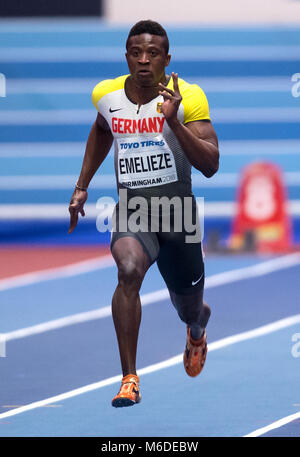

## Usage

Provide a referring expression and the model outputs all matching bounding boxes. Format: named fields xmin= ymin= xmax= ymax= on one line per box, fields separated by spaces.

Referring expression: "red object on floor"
xmin=229 ymin=162 xmax=292 ymax=253
xmin=0 ymin=245 xmax=111 ymax=279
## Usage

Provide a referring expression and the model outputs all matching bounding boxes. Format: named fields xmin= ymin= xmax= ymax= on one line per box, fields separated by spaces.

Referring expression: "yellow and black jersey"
xmin=92 ymin=74 xmax=210 ymax=199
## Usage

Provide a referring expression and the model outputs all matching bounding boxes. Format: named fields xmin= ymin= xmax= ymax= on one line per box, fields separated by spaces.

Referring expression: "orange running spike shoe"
xmin=184 ymin=327 xmax=207 ymax=377
xmin=111 ymin=374 xmax=141 ymax=408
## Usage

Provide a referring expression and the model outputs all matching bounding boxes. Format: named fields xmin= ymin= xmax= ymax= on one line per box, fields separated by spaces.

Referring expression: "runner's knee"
xmin=177 ymin=300 xmax=211 ymax=327
xmin=170 ymin=292 xmax=210 ymax=326
xmin=117 ymin=256 xmax=145 ymax=292
xmin=177 ymin=305 xmax=203 ymax=326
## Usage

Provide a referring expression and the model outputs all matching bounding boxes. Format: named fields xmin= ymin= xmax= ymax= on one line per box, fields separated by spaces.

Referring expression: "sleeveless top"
xmin=92 ymin=74 xmax=210 ymax=202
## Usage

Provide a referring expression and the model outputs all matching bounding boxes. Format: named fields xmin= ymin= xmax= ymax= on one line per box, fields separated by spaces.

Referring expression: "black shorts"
xmin=110 ymin=197 xmax=205 ymax=295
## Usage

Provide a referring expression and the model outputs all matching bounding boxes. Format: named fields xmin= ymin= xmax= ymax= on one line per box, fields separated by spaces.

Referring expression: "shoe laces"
xmin=119 ymin=375 xmax=139 ymax=394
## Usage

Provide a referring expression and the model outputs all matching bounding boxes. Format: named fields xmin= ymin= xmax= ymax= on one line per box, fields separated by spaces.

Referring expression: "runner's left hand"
xmin=158 ymin=72 xmax=182 ymax=123
xmin=68 ymin=188 xmax=87 ymax=234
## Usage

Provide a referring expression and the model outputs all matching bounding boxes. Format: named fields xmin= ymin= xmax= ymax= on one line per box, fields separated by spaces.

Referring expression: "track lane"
xmin=1 ymin=262 xmax=299 ymax=418
xmin=1 ymin=322 xmax=299 ymax=437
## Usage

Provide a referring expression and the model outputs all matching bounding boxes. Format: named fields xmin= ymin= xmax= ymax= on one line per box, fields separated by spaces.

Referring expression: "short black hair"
xmin=126 ymin=20 xmax=169 ymax=54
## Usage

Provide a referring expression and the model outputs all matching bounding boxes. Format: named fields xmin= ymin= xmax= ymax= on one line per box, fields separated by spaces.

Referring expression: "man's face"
xmin=126 ymin=33 xmax=171 ymax=87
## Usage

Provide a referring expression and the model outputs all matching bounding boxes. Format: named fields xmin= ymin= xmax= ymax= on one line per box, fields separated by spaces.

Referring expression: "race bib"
xmin=117 ymin=136 xmax=178 ymax=189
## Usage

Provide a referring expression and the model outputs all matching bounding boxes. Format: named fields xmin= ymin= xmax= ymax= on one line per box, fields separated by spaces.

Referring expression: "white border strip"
xmin=0 ymin=313 xmax=299 ymax=420
xmin=244 ymin=411 xmax=300 ymax=437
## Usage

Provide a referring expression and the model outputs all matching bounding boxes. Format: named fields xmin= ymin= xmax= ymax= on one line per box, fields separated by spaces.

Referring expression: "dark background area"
xmin=0 ymin=0 xmax=103 ymax=17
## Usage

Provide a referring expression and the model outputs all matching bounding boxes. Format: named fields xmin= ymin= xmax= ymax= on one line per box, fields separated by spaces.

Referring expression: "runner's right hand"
xmin=68 ymin=189 xmax=88 ymax=233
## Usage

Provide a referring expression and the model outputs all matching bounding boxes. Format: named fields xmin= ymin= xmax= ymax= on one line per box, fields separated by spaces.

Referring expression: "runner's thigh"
xmin=156 ymin=229 xmax=204 ymax=295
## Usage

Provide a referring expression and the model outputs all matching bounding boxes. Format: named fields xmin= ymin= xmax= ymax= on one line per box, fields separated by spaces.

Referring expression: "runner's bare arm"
xmin=159 ymin=73 xmax=219 ymax=178
xmin=76 ymin=114 xmax=113 ymax=188
xmin=68 ymin=114 xmax=113 ymax=233
xmin=178 ymin=120 xmax=219 ymax=178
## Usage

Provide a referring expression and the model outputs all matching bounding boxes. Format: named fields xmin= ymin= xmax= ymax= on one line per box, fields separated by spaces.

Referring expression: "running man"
xmin=68 ymin=20 xmax=219 ymax=408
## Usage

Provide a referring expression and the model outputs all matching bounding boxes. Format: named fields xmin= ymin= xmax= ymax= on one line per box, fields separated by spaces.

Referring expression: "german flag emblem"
xmin=156 ymin=102 xmax=163 ymax=114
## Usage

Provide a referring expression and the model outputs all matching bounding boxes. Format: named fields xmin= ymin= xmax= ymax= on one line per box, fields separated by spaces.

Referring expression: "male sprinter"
xmin=68 ymin=20 xmax=219 ymax=407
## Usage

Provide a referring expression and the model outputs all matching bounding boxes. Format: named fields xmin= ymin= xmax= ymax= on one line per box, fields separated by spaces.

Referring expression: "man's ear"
xmin=165 ymin=54 xmax=171 ymax=67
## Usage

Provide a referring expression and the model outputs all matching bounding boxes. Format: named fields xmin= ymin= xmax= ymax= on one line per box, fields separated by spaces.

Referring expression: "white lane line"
xmin=0 ymin=254 xmax=114 ymax=292
xmin=244 ymin=411 xmax=300 ymax=437
xmin=0 ymin=174 xmax=116 ymax=190
xmin=3 ymin=289 xmax=168 ymax=342
xmin=6 ymin=77 xmax=291 ymax=94
xmin=3 ymin=308 xmax=112 ymax=342
xmin=0 ymin=141 xmax=87 ymax=156
xmin=0 ymin=18 xmax=114 ymax=32
xmin=1 ymin=313 xmax=299 ymax=420
xmin=1 ymin=107 xmax=300 ymax=125
xmin=1 ymin=46 xmax=300 ymax=62
xmin=207 ymin=314 xmax=300 ymax=351
xmin=210 ymin=107 xmax=300 ymax=123
xmin=205 ymin=252 xmax=300 ymax=288
xmin=1 ymin=139 xmax=299 ymax=157
xmin=0 ymin=246 xmax=298 ymax=294
xmin=3 ymin=201 xmax=300 ymax=220
xmin=2 ymin=252 xmax=300 ymax=342
xmin=2 ymin=171 xmax=300 ymax=190
xmin=0 ymin=109 xmax=95 ymax=125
